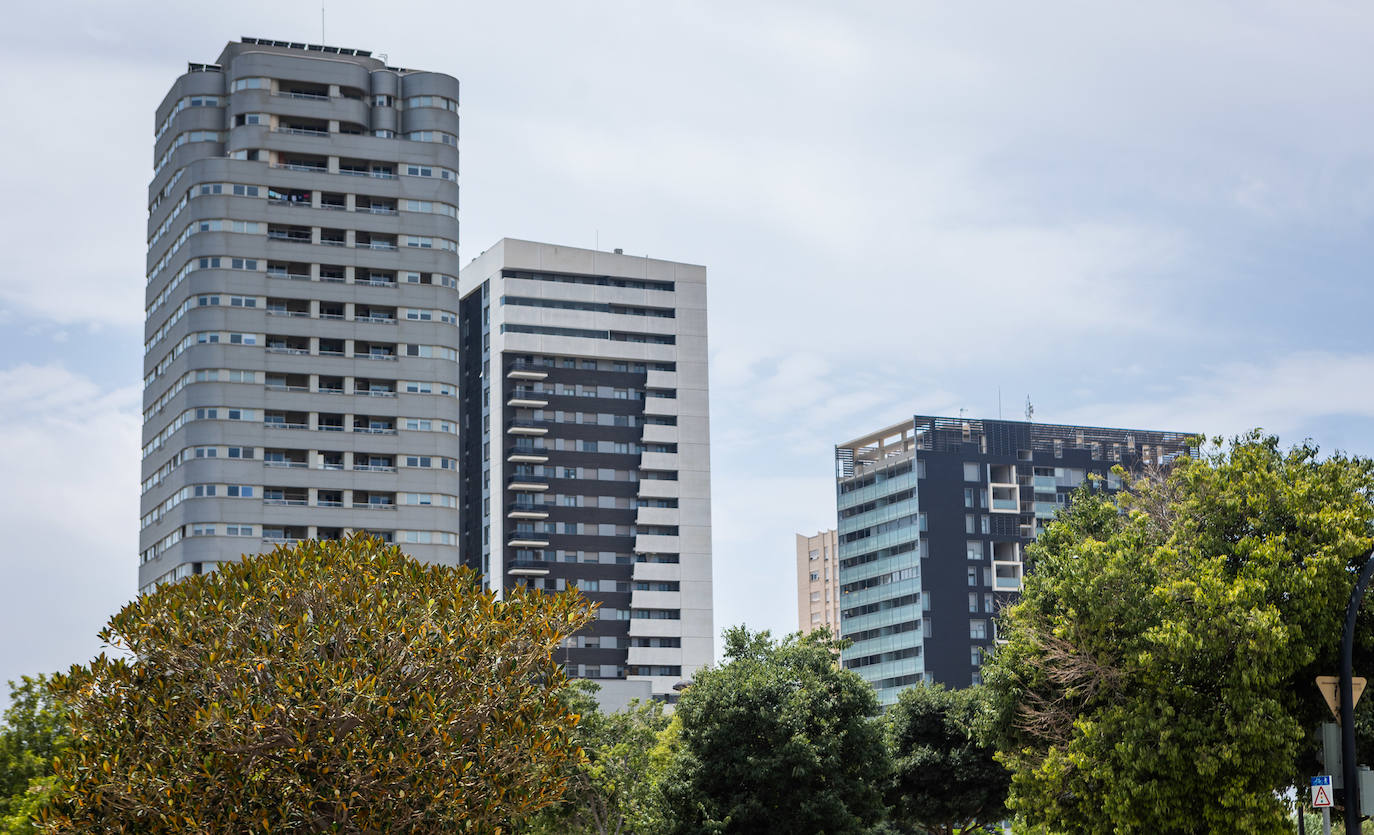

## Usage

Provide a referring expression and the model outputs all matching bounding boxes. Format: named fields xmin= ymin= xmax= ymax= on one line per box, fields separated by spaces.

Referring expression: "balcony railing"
xmin=263 ymin=461 xmax=307 ymax=468
xmin=264 ymin=422 xmax=308 ymax=430
xmin=354 ymin=502 xmax=397 ymax=510
xmin=353 ymin=464 xmax=396 ymax=472
xmin=263 ymin=498 xmax=309 ymax=506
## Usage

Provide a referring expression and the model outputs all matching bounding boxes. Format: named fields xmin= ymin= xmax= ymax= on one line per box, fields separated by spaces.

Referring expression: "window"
xmin=970 ymin=620 xmax=987 ymax=640
xmin=809 ymin=571 xmax=820 ymax=581
xmin=966 ymin=540 xmax=984 ymax=560
xmin=964 ymin=488 xmax=974 ymax=508
xmin=965 ymin=514 xmax=975 ymax=534
xmin=969 ymin=592 xmax=979 ymax=613
xmin=232 ymin=77 xmax=269 ymax=91
xmin=406 ymin=130 xmax=457 ymax=146
xmin=964 ymin=462 xmax=981 ymax=481
xmin=967 ymin=567 xmax=979 ymax=587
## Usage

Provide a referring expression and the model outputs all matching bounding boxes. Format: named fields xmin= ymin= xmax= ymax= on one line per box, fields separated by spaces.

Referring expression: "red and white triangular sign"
xmin=1314 ymin=785 xmax=1332 ymax=808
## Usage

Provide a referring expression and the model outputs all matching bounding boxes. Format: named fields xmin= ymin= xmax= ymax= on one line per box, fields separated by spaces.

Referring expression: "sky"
xmin=4 ymin=0 xmax=1374 ymax=685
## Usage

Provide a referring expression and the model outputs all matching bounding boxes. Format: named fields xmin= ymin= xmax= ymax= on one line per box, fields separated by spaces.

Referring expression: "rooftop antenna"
xmin=1024 ymin=396 xmax=1034 ymax=422
xmin=958 ymin=407 xmax=967 ymax=419
xmin=998 ymin=387 xmax=1002 ymax=419
xmin=321 ymin=0 xmax=326 ymax=43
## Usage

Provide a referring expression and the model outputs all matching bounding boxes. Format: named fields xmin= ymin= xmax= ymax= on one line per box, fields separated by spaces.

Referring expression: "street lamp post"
xmin=1339 ymin=550 xmax=1374 ymax=834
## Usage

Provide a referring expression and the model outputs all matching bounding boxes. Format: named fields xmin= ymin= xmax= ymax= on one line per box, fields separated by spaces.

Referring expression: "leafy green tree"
xmin=983 ymin=433 xmax=1374 ymax=834
xmin=660 ymin=626 xmax=888 ymax=834
xmin=522 ymin=681 xmax=671 ymax=834
xmin=0 ymin=676 xmax=66 ymax=834
xmin=45 ymin=534 xmax=594 ymax=833
xmin=884 ymin=683 xmax=1007 ymax=834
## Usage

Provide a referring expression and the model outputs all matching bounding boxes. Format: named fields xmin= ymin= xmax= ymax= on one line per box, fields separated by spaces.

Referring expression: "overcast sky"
xmin=4 ymin=1 xmax=1374 ymax=685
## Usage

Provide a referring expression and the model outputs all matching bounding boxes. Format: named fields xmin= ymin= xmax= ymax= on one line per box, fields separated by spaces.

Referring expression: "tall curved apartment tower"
xmin=139 ymin=39 xmax=463 ymax=592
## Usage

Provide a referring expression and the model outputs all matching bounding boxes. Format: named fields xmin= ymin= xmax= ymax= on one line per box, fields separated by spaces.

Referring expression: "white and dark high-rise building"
xmin=140 ymin=39 xmax=463 ymax=592
xmin=458 ymin=239 xmax=713 ymax=704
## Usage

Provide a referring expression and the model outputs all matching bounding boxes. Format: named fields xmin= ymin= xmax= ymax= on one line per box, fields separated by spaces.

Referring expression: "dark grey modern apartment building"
xmin=835 ymin=416 xmax=1193 ymax=704
xmin=139 ymin=39 xmax=463 ymax=593
xmin=459 ymin=240 xmax=713 ymax=704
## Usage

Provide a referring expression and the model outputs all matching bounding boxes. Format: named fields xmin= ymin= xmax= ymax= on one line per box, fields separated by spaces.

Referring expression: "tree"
xmin=45 ymin=534 xmax=594 ymax=833
xmin=521 ymin=681 xmax=671 ymax=834
xmin=0 ymin=676 xmax=67 ymax=834
xmin=659 ymin=627 xmax=888 ymax=834
xmin=983 ymin=434 xmax=1374 ymax=834
xmin=884 ymin=683 xmax=1007 ymax=834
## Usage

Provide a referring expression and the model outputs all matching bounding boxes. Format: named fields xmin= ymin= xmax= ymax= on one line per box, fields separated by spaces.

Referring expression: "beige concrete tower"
xmin=796 ymin=530 xmax=841 ymax=634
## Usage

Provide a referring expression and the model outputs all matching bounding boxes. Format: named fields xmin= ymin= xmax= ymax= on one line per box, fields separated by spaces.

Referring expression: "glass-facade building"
xmin=835 ymin=416 xmax=1193 ymax=705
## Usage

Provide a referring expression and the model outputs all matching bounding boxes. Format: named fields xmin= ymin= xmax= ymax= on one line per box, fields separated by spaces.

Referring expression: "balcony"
xmin=507 ymin=367 xmax=548 ymax=381
xmin=508 ymin=503 xmax=550 ymax=520
xmin=508 ymin=451 xmax=549 ymax=464
xmin=508 ymin=536 xmax=550 ymax=548
xmin=508 ymin=560 xmax=550 ymax=578
xmin=507 ymin=395 xmax=549 ymax=408
xmin=508 ymin=480 xmax=549 ymax=492
xmin=507 ymin=420 xmax=549 ymax=436
xmin=990 ymin=485 xmax=1020 ymax=514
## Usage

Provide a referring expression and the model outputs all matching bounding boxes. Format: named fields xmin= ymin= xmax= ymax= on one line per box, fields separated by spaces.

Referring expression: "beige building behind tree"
xmin=796 ymin=529 xmax=841 ymax=634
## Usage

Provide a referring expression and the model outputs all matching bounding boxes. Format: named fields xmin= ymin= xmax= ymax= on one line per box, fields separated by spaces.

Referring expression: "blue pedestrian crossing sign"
xmin=1313 ymin=775 xmax=1334 ymax=808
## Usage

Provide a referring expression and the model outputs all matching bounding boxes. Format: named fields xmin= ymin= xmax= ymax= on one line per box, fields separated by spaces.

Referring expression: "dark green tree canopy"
xmin=521 ymin=681 xmax=671 ymax=835
xmin=0 ymin=675 xmax=66 ymax=833
xmin=983 ymin=433 xmax=1374 ymax=834
xmin=45 ymin=534 xmax=594 ymax=833
xmin=885 ymin=683 xmax=1007 ymax=835
xmin=660 ymin=627 xmax=888 ymax=835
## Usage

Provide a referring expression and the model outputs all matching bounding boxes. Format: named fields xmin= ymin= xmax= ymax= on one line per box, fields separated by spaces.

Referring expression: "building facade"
xmin=796 ymin=530 xmax=841 ymax=634
xmin=458 ymin=239 xmax=713 ymax=703
xmin=835 ymin=416 xmax=1193 ymax=704
xmin=139 ymin=39 xmax=464 ymax=594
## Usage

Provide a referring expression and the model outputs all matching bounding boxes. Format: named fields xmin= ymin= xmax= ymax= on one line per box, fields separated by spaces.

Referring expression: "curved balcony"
xmin=507 ymin=420 xmax=549 ymax=436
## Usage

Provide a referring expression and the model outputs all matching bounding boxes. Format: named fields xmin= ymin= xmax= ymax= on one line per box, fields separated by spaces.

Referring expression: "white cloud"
xmin=1061 ymin=351 xmax=1374 ymax=446
xmin=0 ymin=364 xmax=141 ymax=684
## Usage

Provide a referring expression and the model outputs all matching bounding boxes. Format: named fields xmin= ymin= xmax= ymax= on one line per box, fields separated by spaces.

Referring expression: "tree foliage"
xmin=45 ymin=534 xmax=594 ymax=833
xmin=884 ymin=683 xmax=1007 ymax=835
xmin=0 ymin=676 xmax=66 ymax=834
xmin=521 ymin=681 xmax=671 ymax=834
xmin=983 ymin=433 xmax=1374 ymax=833
xmin=660 ymin=627 xmax=888 ymax=834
